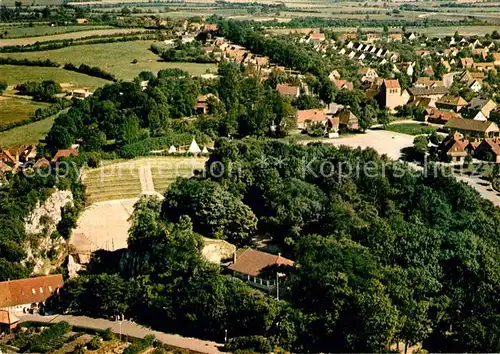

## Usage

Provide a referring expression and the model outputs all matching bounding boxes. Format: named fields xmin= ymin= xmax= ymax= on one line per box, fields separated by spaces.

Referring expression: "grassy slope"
xmin=0 ymin=115 xmax=55 ymax=147
xmin=0 ymin=65 xmax=110 ymax=87
xmin=0 ymin=96 xmax=48 ymax=124
xmin=0 ymin=41 xmax=218 ymax=80
xmin=0 ymin=25 xmax=112 ymax=39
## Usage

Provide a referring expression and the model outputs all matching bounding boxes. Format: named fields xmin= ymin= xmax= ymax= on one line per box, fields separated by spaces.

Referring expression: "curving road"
xmin=19 ymin=314 xmax=224 ymax=354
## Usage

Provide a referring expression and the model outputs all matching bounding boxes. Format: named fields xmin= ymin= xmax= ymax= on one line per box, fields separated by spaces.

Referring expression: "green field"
xmin=0 ymin=115 xmax=55 ymax=148
xmin=0 ymin=25 xmax=111 ymax=39
xmin=385 ymin=123 xmax=436 ymax=136
xmin=0 ymin=41 xmax=218 ymax=80
xmin=0 ymin=96 xmax=48 ymax=125
xmin=0 ymin=65 xmax=110 ymax=87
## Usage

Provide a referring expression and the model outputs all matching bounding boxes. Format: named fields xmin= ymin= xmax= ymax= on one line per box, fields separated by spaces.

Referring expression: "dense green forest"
xmin=56 ymin=139 xmax=500 ymax=353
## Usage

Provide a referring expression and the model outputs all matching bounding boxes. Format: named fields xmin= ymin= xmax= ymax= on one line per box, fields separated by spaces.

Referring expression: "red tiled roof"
xmin=52 ymin=149 xmax=79 ymax=162
xmin=309 ymin=32 xmax=325 ymax=40
xmin=228 ymin=249 xmax=294 ymax=277
xmin=0 ymin=275 xmax=64 ymax=308
xmin=203 ymin=24 xmax=218 ymax=31
xmin=481 ymin=139 xmax=500 ymax=155
xmin=296 ymin=109 xmax=325 ymax=124
xmin=383 ymin=79 xmax=400 ymax=89
xmin=276 ymin=84 xmax=299 ymax=96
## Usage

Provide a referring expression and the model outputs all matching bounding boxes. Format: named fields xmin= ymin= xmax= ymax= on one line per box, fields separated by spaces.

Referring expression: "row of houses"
xmin=0 ymin=145 xmax=80 ymax=175
xmin=440 ymin=131 xmax=500 ymax=163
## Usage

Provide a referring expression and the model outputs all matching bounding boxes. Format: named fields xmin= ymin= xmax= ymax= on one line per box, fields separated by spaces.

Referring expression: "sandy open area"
xmin=301 ymin=129 xmax=415 ymax=160
xmin=0 ymin=28 xmax=147 ymax=47
xmin=71 ymin=198 xmax=137 ymax=254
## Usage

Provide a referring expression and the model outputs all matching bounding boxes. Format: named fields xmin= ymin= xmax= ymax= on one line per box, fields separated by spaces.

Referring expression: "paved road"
xmin=19 ymin=314 xmax=224 ymax=354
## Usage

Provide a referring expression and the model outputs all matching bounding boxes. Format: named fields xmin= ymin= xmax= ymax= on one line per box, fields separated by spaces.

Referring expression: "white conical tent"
xmin=188 ymin=139 xmax=201 ymax=154
xmin=168 ymin=145 xmax=177 ymax=153
xmin=202 ymin=146 xmax=209 ymax=154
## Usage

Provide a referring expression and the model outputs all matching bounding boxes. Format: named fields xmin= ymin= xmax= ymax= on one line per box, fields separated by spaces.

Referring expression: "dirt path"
xmin=139 ymin=164 xmax=155 ymax=195
xmin=19 ymin=314 xmax=223 ymax=354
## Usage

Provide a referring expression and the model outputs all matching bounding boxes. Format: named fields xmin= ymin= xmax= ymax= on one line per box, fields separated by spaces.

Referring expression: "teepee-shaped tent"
xmin=168 ymin=145 xmax=177 ymax=153
xmin=201 ymin=146 xmax=209 ymax=154
xmin=188 ymin=138 xmax=201 ymax=154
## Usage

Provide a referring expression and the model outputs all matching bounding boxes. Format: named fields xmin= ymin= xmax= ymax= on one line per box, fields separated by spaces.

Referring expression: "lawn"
xmin=0 ymin=115 xmax=55 ymax=147
xmin=0 ymin=96 xmax=48 ymax=125
xmin=0 ymin=41 xmax=218 ymax=80
xmin=0 ymin=25 xmax=112 ymax=39
xmin=0 ymin=65 xmax=110 ymax=88
xmin=385 ymin=123 xmax=436 ymax=136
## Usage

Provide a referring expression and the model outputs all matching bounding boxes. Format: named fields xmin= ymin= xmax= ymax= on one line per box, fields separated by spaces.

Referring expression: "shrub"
xmin=225 ymin=336 xmax=273 ymax=353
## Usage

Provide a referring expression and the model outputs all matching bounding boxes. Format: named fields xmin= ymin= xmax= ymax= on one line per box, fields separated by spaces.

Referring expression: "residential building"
xmin=203 ymin=23 xmax=218 ymax=32
xmin=388 ymin=33 xmax=403 ymax=42
xmin=439 ymin=132 xmax=468 ymax=163
xmin=332 ymin=79 xmax=353 ymax=91
xmin=358 ymin=67 xmax=378 ymax=82
xmin=365 ymin=33 xmax=381 ymax=43
xmin=463 ymin=98 xmax=497 ymax=121
xmin=328 ymin=70 xmax=341 ymax=81
xmin=459 ymin=57 xmax=474 ymax=69
xmin=445 ymin=117 xmax=499 ymax=138
xmin=339 ymin=33 xmax=357 ymax=41
xmin=76 ymin=18 xmax=88 ymax=24
xmin=276 ymin=84 xmax=300 ymax=98
xmin=426 ymin=108 xmax=459 ymax=124
xmin=492 ymin=52 xmax=500 ymax=67
xmin=0 ymin=275 xmax=64 ymax=314
xmin=436 ymin=94 xmax=468 ymax=112
xmin=475 ymin=139 xmax=500 ymax=163
xmin=52 ymin=149 xmax=79 ymax=162
xmin=468 ymin=80 xmax=483 ymax=93
xmin=228 ymin=248 xmax=294 ymax=291
xmin=407 ymin=86 xmax=449 ymax=108
xmin=414 ymin=77 xmax=443 ymax=89
xmin=296 ymin=109 xmax=326 ymax=129
xmin=472 ymin=62 xmax=496 ymax=72
xmin=338 ymin=110 xmax=359 ymax=130
xmin=195 ymin=93 xmax=219 ymax=114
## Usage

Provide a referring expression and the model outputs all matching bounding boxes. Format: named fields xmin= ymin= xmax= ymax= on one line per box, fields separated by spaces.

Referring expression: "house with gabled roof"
xmin=0 ymin=275 xmax=64 ymax=314
xmin=426 ymin=108 xmax=459 ymax=125
xmin=388 ymin=33 xmax=403 ymax=42
xmin=228 ymin=248 xmax=294 ymax=292
xmin=358 ymin=67 xmax=378 ymax=82
xmin=460 ymin=57 xmax=474 ymax=69
xmin=332 ymin=79 xmax=353 ymax=91
xmin=436 ymin=95 xmax=468 ymax=112
xmin=276 ymin=84 xmax=300 ymax=98
xmin=445 ymin=117 xmax=499 ymax=138
xmin=52 ymin=149 xmax=79 ymax=162
xmin=296 ymin=109 xmax=326 ymax=129
xmin=475 ymin=139 xmax=500 ymax=163
xmin=439 ymin=132 xmax=469 ymax=163
xmin=463 ymin=98 xmax=497 ymax=121
xmin=338 ymin=109 xmax=359 ymax=130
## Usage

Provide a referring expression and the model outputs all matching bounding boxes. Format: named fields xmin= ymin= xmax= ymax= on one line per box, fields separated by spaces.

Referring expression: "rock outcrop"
xmin=23 ymin=189 xmax=74 ymax=275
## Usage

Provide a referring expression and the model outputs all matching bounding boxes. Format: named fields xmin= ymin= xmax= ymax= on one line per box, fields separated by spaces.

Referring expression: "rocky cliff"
xmin=23 ymin=189 xmax=74 ymax=275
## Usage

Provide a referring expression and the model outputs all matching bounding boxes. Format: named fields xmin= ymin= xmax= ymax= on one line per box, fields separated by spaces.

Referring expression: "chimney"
xmin=233 ymin=251 xmax=237 ymax=264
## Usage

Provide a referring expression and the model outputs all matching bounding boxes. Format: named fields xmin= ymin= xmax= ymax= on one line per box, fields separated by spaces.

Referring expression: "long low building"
xmin=444 ymin=118 xmax=499 ymax=138
xmin=0 ymin=274 xmax=64 ymax=314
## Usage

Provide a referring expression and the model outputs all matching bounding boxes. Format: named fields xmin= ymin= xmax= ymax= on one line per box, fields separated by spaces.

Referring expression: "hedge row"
xmin=64 ymin=63 xmax=116 ymax=82
xmin=0 ymin=32 xmax=158 ymax=53
xmin=0 ymin=57 xmax=58 ymax=67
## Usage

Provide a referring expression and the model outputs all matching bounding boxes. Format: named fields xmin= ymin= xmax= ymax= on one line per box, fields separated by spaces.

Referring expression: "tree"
xmin=0 ymin=80 xmax=6 ymax=95
xmin=161 ymin=179 xmax=257 ymax=244
xmin=121 ymin=6 xmax=131 ymax=15
xmin=359 ymin=104 xmax=377 ymax=131
xmin=413 ymin=135 xmax=429 ymax=155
